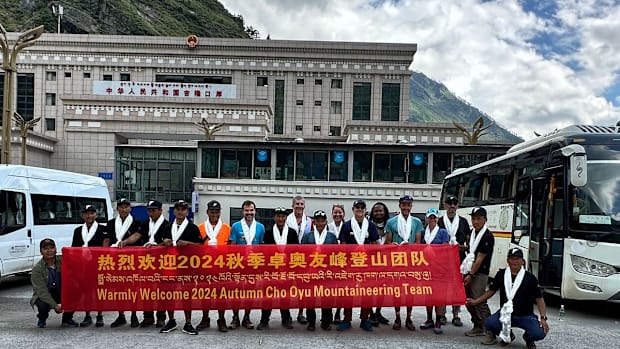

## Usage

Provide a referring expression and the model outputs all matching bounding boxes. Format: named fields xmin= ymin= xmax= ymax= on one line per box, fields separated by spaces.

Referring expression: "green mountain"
xmin=409 ymin=72 xmax=523 ymax=143
xmin=0 ymin=0 xmax=249 ymax=37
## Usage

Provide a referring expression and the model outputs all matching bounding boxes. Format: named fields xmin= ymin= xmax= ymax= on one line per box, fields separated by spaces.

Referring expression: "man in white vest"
xmin=286 ymin=195 xmax=312 ymax=325
xmin=467 ymin=248 xmax=549 ymax=349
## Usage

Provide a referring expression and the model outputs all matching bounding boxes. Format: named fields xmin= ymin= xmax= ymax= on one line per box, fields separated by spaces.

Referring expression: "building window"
xmin=329 ymin=151 xmax=348 ymax=181
xmin=254 ymin=149 xmax=271 ymax=179
xmin=64 ymin=72 xmax=72 ymax=78
xmin=201 ymin=148 xmax=219 ymax=178
xmin=313 ymin=126 xmax=321 ymax=132
xmin=45 ymin=93 xmax=56 ymax=106
xmin=276 ymin=149 xmax=294 ymax=180
xmin=156 ymin=74 xmax=232 ymax=84
xmin=315 ymin=79 xmax=322 ymax=85
xmin=103 ymin=74 xmax=113 ymax=81
xmin=352 ymin=82 xmax=371 ymax=120
xmin=381 ymin=83 xmax=400 ymax=121
xmin=220 ymin=150 xmax=252 ymax=179
xmin=274 ymin=80 xmax=284 ymax=134
xmin=46 ymin=71 xmax=56 ymax=81
xmin=374 ymin=153 xmax=406 ymax=183
xmin=331 ymin=79 xmax=343 ymax=89
xmin=120 ymin=73 xmax=131 ymax=81
xmin=296 ymin=151 xmax=328 ymax=180
xmin=329 ymin=126 xmax=341 ymax=136
xmin=410 ymin=153 xmax=428 ymax=184
xmin=16 ymin=73 xmax=35 ymax=121
xmin=453 ymin=154 xmax=488 ymax=169
xmin=353 ymin=151 xmax=372 ymax=181
xmin=257 ymin=76 xmax=268 ymax=86
xmin=45 ymin=118 xmax=56 ymax=131
xmin=83 ymin=72 xmax=91 ymax=79
xmin=314 ymin=100 xmax=321 ymax=106
xmin=433 ymin=153 xmax=452 ymax=184
xmin=296 ymin=100 xmax=304 ymax=106
xmin=297 ymin=78 xmax=304 ymax=85
xmin=295 ymin=125 xmax=303 ymax=131
xmin=330 ymin=101 xmax=342 ymax=114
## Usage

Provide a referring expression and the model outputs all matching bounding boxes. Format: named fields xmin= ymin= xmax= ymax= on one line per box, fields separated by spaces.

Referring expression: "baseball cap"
xmin=207 ymin=200 xmax=221 ymax=210
xmin=508 ymin=247 xmax=524 ymax=258
xmin=313 ymin=210 xmax=328 ymax=219
xmin=82 ymin=204 xmax=97 ymax=213
xmin=274 ymin=207 xmax=288 ymax=215
xmin=399 ymin=195 xmax=414 ymax=203
xmin=470 ymin=207 xmax=487 ymax=217
xmin=426 ymin=208 xmax=439 ymax=218
xmin=117 ymin=198 xmax=131 ymax=206
xmin=174 ymin=200 xmax=189 ymax=209
xmin=40 ymin=238 xmax=55 ymax=249
xmin=444 ymin=195 xmax=459 ymax=204
xmin=353 ymin=199 xmax=366 ymax=208
xmin=146 ymin=200 xmax=162 ymax=209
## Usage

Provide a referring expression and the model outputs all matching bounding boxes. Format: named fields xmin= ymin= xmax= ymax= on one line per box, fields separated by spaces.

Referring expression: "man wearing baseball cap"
xmin=462 ymin=207 xmax=495 ymax=338
xmin=468 ymin=248 xmax=549 ymax=348
xmin=30 ymin=238 xmax=78 ymax=328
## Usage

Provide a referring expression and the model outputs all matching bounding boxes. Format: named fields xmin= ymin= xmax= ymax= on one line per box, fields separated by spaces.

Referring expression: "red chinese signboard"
xmin=61 ymin=244 xmax=465 ymax=311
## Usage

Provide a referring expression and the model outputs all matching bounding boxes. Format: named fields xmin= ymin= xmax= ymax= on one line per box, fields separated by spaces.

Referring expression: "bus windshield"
xmin=570 ymin=160 xmax=620 ymax=243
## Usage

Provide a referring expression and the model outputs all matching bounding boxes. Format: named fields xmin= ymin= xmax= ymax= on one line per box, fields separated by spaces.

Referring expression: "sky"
xmin=220 ymin=0 xmax=620 ymax=140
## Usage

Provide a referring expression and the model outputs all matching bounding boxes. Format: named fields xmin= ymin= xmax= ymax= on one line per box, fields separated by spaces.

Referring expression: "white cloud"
xmin=221 ymin=0 xmax=620 ymax=140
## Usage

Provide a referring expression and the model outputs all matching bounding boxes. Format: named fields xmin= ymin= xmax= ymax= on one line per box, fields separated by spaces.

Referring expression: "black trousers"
xmin=35 ymin=298 xmax=73 ymax=321
xmin=260 ymin=309 xmax=292 ymax=323
xmin=307 ymin=308 xmax=333 ymax=326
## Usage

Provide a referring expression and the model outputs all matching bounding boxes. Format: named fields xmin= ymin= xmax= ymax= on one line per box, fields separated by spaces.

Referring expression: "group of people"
xmin=31 ymin=195 xmax=549 ymax=348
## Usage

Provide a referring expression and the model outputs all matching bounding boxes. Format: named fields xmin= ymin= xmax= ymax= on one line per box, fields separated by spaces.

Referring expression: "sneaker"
xmin=433 ymin=321 xmax=443 ymax=334
xmin=230 ymin=315 xmax=240 ymax=329
xmin=130 ymin=314 xmax=140 ymax=328
xmin=61 ymin=319 xmax=79 ymax=327
xmin=297 ymin=315 xmax=308 ymax=325
xmin=376 ymin=313 xmax=390 ymax=325
xmin=439 ymin=315 xmax=448 ymax=325
xmin=524 ymin=333 xmax=537 ymax=349
xmin=217 ymin=318 xmax=229 ymax=332
xmin=465 ymin=327 xmax=485 ymax=336
xmin=360 ymin=319 xmax=373 ymax=331
xmin=481 ymin=333 xmax=498 ymax=345
xmin=196 ymin=317 xmax=210 ymax=331
xmin=37 ymin=319 xmax=46 ymax=328
xmin=95 ymin=315 xmax=104 ymax=327
xmin=282 ymin=318 xmax=294 ymax=329
xmin=79 ymin=315 xmax=93 ymax=327
xmin=336 ymin=321 xmax=352 ymax=331
xmin=160 ymin=320 xmax=178 ymax=333
xmin=182 ymin=322 xmax=198 ymax=335
xmin=392 ymin=318 xmax=402 ymax=330
xmin=110 ymin=315 xmax=127 ymax=328
xmin=499 ymin=331 xmax=516 ymax=347
xmin=256 ymin=322 xmax=269 ymax=330
xmin=420 ymin=319 xmax=434 ymax=330
xmin=452 ymin=317 xmax=463 ymax=327
xmin=139 ymin=317 xmax=154 ymax=328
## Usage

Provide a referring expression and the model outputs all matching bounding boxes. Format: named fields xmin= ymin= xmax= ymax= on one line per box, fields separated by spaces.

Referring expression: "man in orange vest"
xmin=196 ymin=200 xmax=231 ymax=332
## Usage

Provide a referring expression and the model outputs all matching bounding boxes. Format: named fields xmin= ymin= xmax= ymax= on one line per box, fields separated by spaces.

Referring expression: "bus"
xmin=440 ymin=124 xmax=620 ymax=301
xmin=0 ymin=165 xmax=113 ymax=281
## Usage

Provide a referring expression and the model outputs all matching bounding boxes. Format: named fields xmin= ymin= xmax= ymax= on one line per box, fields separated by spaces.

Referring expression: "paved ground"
xmin=1 ymin=275 xmax=618 ymax=349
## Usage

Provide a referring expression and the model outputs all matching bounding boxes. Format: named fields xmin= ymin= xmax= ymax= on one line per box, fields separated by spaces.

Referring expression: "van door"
xmin=0 ymin=190 xmax=32 ymax=276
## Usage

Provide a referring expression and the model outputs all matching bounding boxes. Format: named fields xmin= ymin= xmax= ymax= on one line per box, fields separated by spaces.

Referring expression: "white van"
xmin=0 ymin=165 xmax=113 ymax=280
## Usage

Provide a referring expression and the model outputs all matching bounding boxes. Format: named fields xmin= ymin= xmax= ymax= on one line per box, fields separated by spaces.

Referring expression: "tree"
xmin=194 ymin=118 xmax=223 ymax=141
xmin=453 ymin=116 xmax=494 ymax=145
xmin=12 ymin=112 xmax=41 ymax=165
xmin=244 ymin=26 xmax=260 ymax=39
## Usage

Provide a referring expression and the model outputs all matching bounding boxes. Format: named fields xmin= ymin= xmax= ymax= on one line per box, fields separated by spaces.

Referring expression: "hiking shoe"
xmin=95 ymin=315 xmax=104 ymax=327
xmin=256 ymin=321 xmax=269 ymax=330
xmin=336 ymin=321 xmax=352 ymax=331
xmin=155 ymin=318 xmax=165 ymax=328
xmin=307 ymin=324 xmax=316 ymax=331
xmin=465 ymin=327 xmax=485 ymax=336
xmin=452 ymin=317 xmax=463 ymax=327
xmin=405 ymin=318 xmax=416 ymax=331
xmin=182 ymin=322 xmax=198 ymax=335
xmin=242 ymin=316 xmax=254 ymax=329
xmin=481 ymin=333 xmax=498 ymax=345
xmin=110 ymin=315 xmax=127 ymax=328
xmin=369 ymin=313 xmax=380 ymax=327
xmin=433 ymin=320 xmax=443 ymax=334
xmin=282 ymin=318 xmax=294 ymax=329
xmin=230 ymin=315 xmax=240 ymax=329
xmin=376 ymin=313 xmax=390 ymax=325
xmin=420 ymin=319 xmax=434 ymax=330
xmin=139 ymin=317 xmax=154 ymax=328
xmin=196 ymin=317 xmax=210 ymax=331
xmin=392 ymin=318 xmax=402 ymax=330
xmin=130 ymin=314 xmax=140 ymax=328
xmin=79 ymin=315 xmax=93 ymax=327
xmin=320 ymin=322 xmax=332 ymax=331
xmin=37 ymin=319 xmax=46 ymax=328
xmin=360 ymin=319 xmax=373 ymax=331
xmin=61 ymin=319 xmax=79 ymax=327
xmin=297 ymin=315 xmax=308 ymax=324
xmin=160 ymin=320 xmax=178 ymax=333
xmin=439 ymin=315 xmax=447 ymax=325
xmin=524 ymin=333 xmax=537 ymax=349
xmin=217 ymin=318 xmax=229 ymax=332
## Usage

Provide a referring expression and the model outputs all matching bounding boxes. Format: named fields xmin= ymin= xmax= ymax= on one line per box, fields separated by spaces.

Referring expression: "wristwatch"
xmin=540 ymin=315 xmax=548 ymax=320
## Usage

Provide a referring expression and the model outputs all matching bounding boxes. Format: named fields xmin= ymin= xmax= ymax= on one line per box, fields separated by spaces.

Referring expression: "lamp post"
xmin=1 ymin=24 xmax=44 ymax=164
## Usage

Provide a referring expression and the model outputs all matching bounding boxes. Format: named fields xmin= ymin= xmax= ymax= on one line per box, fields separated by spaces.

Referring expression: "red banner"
xmin=61 ymin=244 xmax=465 ymax=311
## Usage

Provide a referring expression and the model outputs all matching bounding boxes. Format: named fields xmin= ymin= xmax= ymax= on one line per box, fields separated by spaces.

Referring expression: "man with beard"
xmin=286 ymin=195 xmax=312 ymax=325
xmin=229 ymin=200 xmax=266 ymax=329
xmin=368 ymin=202 xmax=391 ymax=326
xmin=257 ymin=207 xmax=298 ymax=330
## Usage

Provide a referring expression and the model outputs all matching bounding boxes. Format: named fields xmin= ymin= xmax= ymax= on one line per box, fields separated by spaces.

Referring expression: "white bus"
xmin=0 ymin=165 xmax=113 ymax=280
xmin=440 ymin=125 xmax=620 ymax=301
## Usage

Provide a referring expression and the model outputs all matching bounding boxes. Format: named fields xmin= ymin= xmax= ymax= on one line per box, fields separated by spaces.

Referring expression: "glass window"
xmin=313 ymin=126 xmax=321 ymax=132
xmin=45 ymin=118 xmax=56 ymax=131
xmin=75 ymin=197 xmax=109 ymax=224
xmin=374 ymin=153 xmax=406 ymax=183
xmin=433 ymin=153 xmax=452 ymax=183
xmin=453 ymin=154 xmax=488 ymax=170
xmin=488 ymin=173 xmax=513 ymax=202
xmin=254 ymin=149 xmax=271 ymax=179
xmin=381 ymin=83 xmax=400 ymax=121
xmin=120 ymin=73 xmax=131 ymax=81
xmin=257 ymin=76 xmax=268 ymax=86
xmin=329 ymin=126 xmax=341 ymax=136
xmin=331 ymin=79 xmax=343 ymax=88
xmin=461 ymin=173 xmax=483 ymax=206
xmin=352 ymin=82 xmax=371 ymax=120
xmin=83 ymin=72 xmax=91 ymax=79
xmin=64 ymin=72 xmax=72 ymax=78
xmin=315 ymin=79 xmax=322 ymax=85
xmin=274 ymin=80 xmax=285 ymax=134
xmin=297 ymin=78 xmax=304 ymax=85
xmin=103 ymin=74 xmax=113 ymax=81
xmin=410 ymin=152 xmax=427 ymax=184
xmin=296 ymin=100 xmax=304 ymax=106
xmin=0 ymin=191 xmax=27 ymax=234
xmin=220 ymin=150 xmax=252 ymax=178
xmin=330 ymin=151 xmax=348 ymax=181
xmin=296 ymin=151 xmax=327 ymax=180
xmin=45 ymin=93 xmax=56 ymax=106
xmin=16 ymin=74 xmax=34 ymax=121
xmin=353 ymin=151 xmax=372 ymax=181
xmin=276 ymin=149 xmax=294 ymax=180
xmin=46 ymin=71 xmax=57 ymax=81
xmin=295 ymin=125 xmax=303 ymax=131
xmin=314 ymin=100 xmax=321 ymax=106
xmin=330 ymin=101 xmax=342 ymax=114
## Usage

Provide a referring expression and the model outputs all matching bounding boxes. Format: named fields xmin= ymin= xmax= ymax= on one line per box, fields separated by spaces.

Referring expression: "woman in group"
xmin=327 ymin=204 xmax=345 ymax=324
